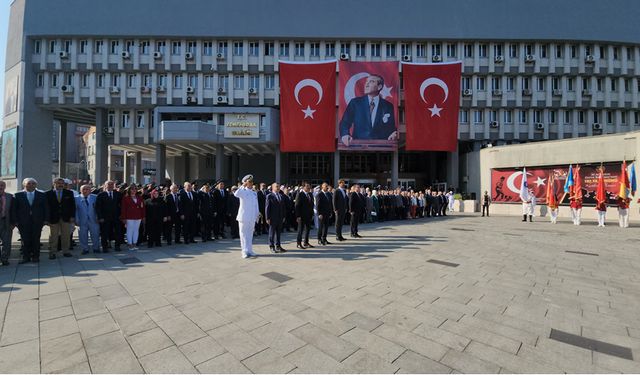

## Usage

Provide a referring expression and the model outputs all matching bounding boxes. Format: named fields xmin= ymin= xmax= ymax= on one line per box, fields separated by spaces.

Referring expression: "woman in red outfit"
xmin=121 ymin=185 xmax=145 ymax=250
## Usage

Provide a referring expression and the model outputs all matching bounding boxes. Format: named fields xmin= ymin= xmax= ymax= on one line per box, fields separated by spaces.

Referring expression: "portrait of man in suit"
xmin=339 ymin=74 xmax=397 ymax=148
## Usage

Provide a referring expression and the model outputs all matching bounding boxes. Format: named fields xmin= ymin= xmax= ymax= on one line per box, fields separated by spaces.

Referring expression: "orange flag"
xmin=619 ymin=161 xmax=630 ymax=199
xmin=596 ymin=170 xmax=606 ymax=204
xmin=546 ymin=172 xmax=557 ymax=208
xmin=574 ymin=164 xmax=583 ymax=200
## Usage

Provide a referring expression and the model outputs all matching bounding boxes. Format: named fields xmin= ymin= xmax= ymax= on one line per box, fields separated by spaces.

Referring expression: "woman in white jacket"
xmin=234 ymin=175 xmax=260 ymax=259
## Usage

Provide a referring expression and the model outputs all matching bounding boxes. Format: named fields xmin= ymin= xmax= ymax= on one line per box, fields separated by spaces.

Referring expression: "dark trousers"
xmin=0 ymin=219 xmax=14 ymax=261
xmin=146 ymin=220 xmax=162 ymax=246
xmin=482 ymin=205 xmax=490 ymax=216
xmin=317 ymin=215 xmax=329 ymax=241
xmin=214 ymin=214 xmax=226 ymax=237
xmin=335 ymin=210 xmax=345 ymax=238
xmin=167 ymin=214 xmax=182 ymax=243
xmin=350 ymin=211 xmax=359 ymax=235
xmin=18 ymin=221 xmax=43 ymax=261
xmin=297 ymin=219 xmax=311 ymax=244
xmin=100 ymin=219 xmax=122 ymax=249
xmin=230 ymin=218 xmax=239 ymax=238
xmin=182 ymin=214 xmax=196 ymax=243
xmin=201 ymin=216 xmax=213 ymax=240
xmin=268 ymin=223 xmax=282 ymax=247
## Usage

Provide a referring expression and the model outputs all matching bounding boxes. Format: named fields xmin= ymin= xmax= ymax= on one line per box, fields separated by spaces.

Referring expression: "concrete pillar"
xmin=182 ymin=152 xmax=190 ymax=182
xmin=446 ymin=149 xmax=460 ymax=190
xmin=333 ymin=150 xmax=340 ymax=185
xmin=215 ymin=146 xmax=224 ymax=180
xmin=428 ymin=153 xmax=437 ymax=187
xmin=391 ymin=150 xmax=399 ymax=188
xmin=123 ymin=152 xmax=132 ymax=183
xmin=134 ymin=151 xmax=143 ymax=183
xmin=95 ymin=109 xmax=109 ymax=185
xmin=231 ymin=153 xmax=240 ymax=184
xmin=58 ymin=120 xmax=67 ymax=177
xmin=155 ymin=144 xmax=166 ymax=184
xmin=275 ymin=149 xmax=282 ymax=183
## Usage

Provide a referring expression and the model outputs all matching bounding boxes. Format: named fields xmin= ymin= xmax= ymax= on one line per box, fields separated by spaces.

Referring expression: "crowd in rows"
xmin=0 ymin=177 xmax=456 ymax=265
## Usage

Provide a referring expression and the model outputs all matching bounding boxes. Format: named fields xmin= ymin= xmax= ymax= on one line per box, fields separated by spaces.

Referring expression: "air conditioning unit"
xmin=552 ymin=89 xmax=563 ymax=96
xmin=185 ymin=52 xmax=194 ymax=60
xmin=490 ymin=121 xmax=499 ymax=128
xmin=216 ymin=53 xmax=225 ymax=60
xmin=155 ymin=86 xmax=166 ymax=93
xmin=462 ymin=89 xmax=472 ymax=96
xmin=60 ymin=85 xmax=74 ymax=94
xmin=582 ymin=89 xmax=592 ymax=96
xmin=110 ymin=86 xmax=120 ymax=95
xmin=59 ymin=51 xmax=69 ymax=59
xmin=401 ymin=54 xmax=411 ymax=62
xmin=106 ymin=127 xmax=114 ymax=134
xmin=585 ymin=55 xmax=595 ymax=63
xmin=217 ymin=87 xmax=226 ymax=94
xmin=535 ymin=123 xmax=545 ymax=130
xmin=525 ymin=54 xmax=535 ymax=63
xmin=494 ymin=55 xmax=504 ymax=63
xmin=121 ymin=51 xmax=131 ymax=59
xmin=140 ymin=86 xmax=151 ymax=93
xmin=186 ymin=86 xmax=195 ymax=94
xmin=153 ymin=51 xmax=162 ymax=59
xmin=432 ymin=55 xmax=442 ymax=62
xmin=592 ymin=123 xmax=602 ymax=130
xmin=248 ymin=87 xmax=257 ymax=95
xmin=186 ymin=96 xmax=197 ymax=105
xmin=217 ymin=95 xmax=228 ymax=104
xmin=492 ymin=89 xmax=502 ymax=96
xmin=522 ymin=89 xmax=532 ymax=96
xmin=340 ymin=53 xmax=350 ymax=61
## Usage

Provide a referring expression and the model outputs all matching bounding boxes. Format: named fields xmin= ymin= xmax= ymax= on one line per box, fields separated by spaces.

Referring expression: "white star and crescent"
xmin=534 ymin=176 xmax=546 ymax=187
xmin=301 ymin=105 xmax=316 ymax=119
xmin=294 ymin=79 xmax=323 ymax=120
xmin=419 ymin=77 xmax=449 ymax=118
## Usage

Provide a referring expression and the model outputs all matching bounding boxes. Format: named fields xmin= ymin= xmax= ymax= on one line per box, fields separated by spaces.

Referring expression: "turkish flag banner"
xmin=403 ymin=62 xmax=462 ymax=151
xmin=279 ymin=60 xmax=337 ymax=152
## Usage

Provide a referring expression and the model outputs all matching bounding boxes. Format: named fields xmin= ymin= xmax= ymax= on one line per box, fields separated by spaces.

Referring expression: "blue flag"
xmin=631 ymin=162 xmax=637 ymax=196
xmin=564 ymin=164 xmax=574 ymax=193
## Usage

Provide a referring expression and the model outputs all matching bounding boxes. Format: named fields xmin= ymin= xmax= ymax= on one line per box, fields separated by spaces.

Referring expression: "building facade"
xmin=2 ymin=0 xmax=640 ymax=193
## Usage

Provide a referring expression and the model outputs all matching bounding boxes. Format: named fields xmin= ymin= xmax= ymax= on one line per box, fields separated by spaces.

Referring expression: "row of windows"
xmin=462 ymin=76 xmax=640 ymax=93
xmin=107 ymin=110 xmax=150 ymax=129
xmin=35 ymin=39 xmax=639 ymax=60
xmin=459 ymin=109 xmax=640 ymax=125
xmin=39 ymin=73 xmax=275 ymax=90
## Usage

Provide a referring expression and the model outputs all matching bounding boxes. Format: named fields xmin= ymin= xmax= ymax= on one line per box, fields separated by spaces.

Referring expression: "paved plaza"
xmin=0 ymin=213 xmax=639 ymax=373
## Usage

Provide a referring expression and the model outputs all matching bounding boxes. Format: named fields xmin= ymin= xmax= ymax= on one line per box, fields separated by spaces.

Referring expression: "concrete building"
xmin=2 ymin=0 xmax=640 ymax=192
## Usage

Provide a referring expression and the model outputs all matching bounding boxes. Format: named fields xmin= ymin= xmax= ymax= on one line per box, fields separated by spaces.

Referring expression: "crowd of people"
xmin=0 ymin=176 xmax=457 ymax=264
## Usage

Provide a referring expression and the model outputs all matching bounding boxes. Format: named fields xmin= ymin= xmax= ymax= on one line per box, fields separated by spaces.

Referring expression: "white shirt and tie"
xmin=368 ymin=96 xmax=379 ymax=127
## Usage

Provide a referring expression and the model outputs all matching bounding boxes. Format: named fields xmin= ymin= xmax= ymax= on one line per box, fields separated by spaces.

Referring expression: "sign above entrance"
xmin=223 ymin=113 xmax=260 ymax=138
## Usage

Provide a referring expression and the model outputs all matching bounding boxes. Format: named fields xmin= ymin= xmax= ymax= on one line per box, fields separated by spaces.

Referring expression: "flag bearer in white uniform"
xmin=235 ymin=175 xmax=260 ymax=258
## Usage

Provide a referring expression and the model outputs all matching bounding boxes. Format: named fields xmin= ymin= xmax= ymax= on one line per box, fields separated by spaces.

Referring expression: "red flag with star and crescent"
xmin=279 ymin=60 xmax=337 ymax=152
xmin=403 ymin=61 xmax=462 ymax=151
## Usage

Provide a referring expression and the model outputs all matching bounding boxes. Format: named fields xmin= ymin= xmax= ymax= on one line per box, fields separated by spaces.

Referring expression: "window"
xmin=200 ymin=41 xmax=212 ymax=56
xmin=473 ymin=110 xmax=483 ymax=124
xmin=279 ymin=42 xmax=289 ymax=56
xmin=549 ymin=110 xmax=556 ymax=124
xmin=446 ymin=43 xmax=456 ymax=58
xmin=555 ymin=45 xmax=563 ymax=58
xmin=552 ymin=77 xmax=560 ymax=90
xmin=464 ymin=44 xmax=473 ymax=58
xmin=110 ymin=40 xmax=119 ymax=54
xmin=571 ymin=45 xmax=578 ymax=58
xmin=625 ymin=79 xmax=631 ymax=92
xmin=143 ymin=74 xmax=151 ymax=87
xmin=36 ymin=73 xmax=43 ymax=87
xmin=265 ymin=75 xmax=275 ymax=89
xmin=627 ymin=47 xmax=634 ymax=61
xmin=476 ymin=77 xmax=485 ymax=91
xmin=49 ymin=40 xmax=57 ymax=53
xmin=107 ymin=110 xmax=115 ymax=128
xmin=522 ymin=77 xmax=530 ymax=90
xmin=635 ymin=112 xmax=639 ymax=125
xmin=249 ymin=75 xmax=259 ymax=90
xmin=125 ymin=40 xmax=134 ymax=53
xmin=295 ymin=42 xmax=305 ymax=56
xmin=325 ymin=43 xmax=335 ymax=57
xmin=613 ymin=47 xmax=619 ymax=60
xmin=172 ymin=41 xmax=181 ymax=55
xmin=489 ymin=110 xmax=497 ymax=122
xmin=204 ymin=75 xmax=213 ymax=89
xmin=140 ymin=41 xmax=150 ymax=55
xmin=622 ymin=112 xmax=627 ymax=125
xmin=386 ymin=43 xmax=396 ymax=57
xmin=233 ymin=75 xmax=244 ymax=90
xmin=564 ymin=110 xmax=571 ymax=124
xmin=582 ymin=78 xmax=590 ymax=90
xmin=136 ymin=111 xmax=145 ymax=128
xmin=509 ymin=44 xmax=518 ymax=58
xmin=264 ymin=42 xmax=274 ymax=56
xmin=461 ymin=77 xmax=470 ymax=91
xmin=525 ymin=44 xmax=534 ymax=56
xmin=533 ymin=110 xmax=542 ymax=123
xmin=188 ymin=74 xmax=197 ymax=88
xmin=401 ymin=43 xmax=411 ymax=57
xmin=218 ymin=41 xmax=227 ymax=56
xmin=607 ymin=111 xmax=613 ymax=124
xmin=218 ymin=75 xmax=228 ymax=91
xmin=156 ymin=41 xmax=166 ymax=54
xmin=597 ymin=78 xmax=603 ymax=91
xmin=173 ymin=75 xmax=182 ymax=89
xmin=233 ymin=41 xmax=244 ymax=56
xmin=585 ymin=45 xmax=592 ymax=56
xmin=158 ymin=74 xmax=167 ymax=88
xmin=567 ymin=78 xmax=574 ymax=91
xmin=82 ymin=74 xmax=89 ymax=87
xmin=416 ymin=44 xmax=426 ymax=57
xmin=371 ymin=43 xmax=381 ymax=57
xmin=519 ymin=110 xmax=528 ymax=124
xmin=493 ymin=44 xmax=503 ymax=57
xmin=504 ymin=110 xmax=513 ymax=124
xmin=97 ymin=74 xmax=104 ymax=88
xmin=540 ymin=44 xmax=548 ymax=58
xmin=64 ymin=73 xmax=73 ymax=86
xmin=356 ymin=43 xmax=365 ymax=57
xmin=187 ymin=41 xmax=197 ymax=54
xmin=249 ymin=42 xmax=259 ymax=56
xmin=537 ymin=78 xmax=545 ymax=91
xmin=611 ymin=79 xmax=617 ymax=91
xmin=491 ymin=77 xmax=501 ymax=90
xmin=310 ymin=42 xmax=320 ymax=57
xmin=121 ymin=111 xmax=130 ymax=128
xmin=432 ymin=44 xmax=441 ymax=57
xmin=459 ymin=110 xmax=469 ymax=123
xmin=506 ymin=77 xmax=515 ymax=91
xmin=593 ymin=111 xmax=599 ymax=123
xmin=578 ymin=110 xmax=585 ymax=124
xmin=79 ymin=40 xmax=87 ymax=54
xmin=34 ymin=40 xmax=41 ymax=54
xmin=64 ymin=40 xmax=71 ymax=53
xmin=340 ymin=43 xmax=350 ymax=55
xmin=478 ymin=44 xmax=487 ymax=58
xmin=127 ymin=74 xmax=136 ymax=88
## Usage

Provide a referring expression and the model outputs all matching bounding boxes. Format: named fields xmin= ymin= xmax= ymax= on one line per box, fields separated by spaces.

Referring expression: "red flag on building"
xmin=279 ymin=61 xmax=337 ymax=152
xmin=403 ymin=61 xmax=462 ymax=151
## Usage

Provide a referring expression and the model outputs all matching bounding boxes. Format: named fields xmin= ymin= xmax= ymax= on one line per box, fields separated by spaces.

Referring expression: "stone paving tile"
xmin=249 ymin=319 xmax=307 ymax=357
xmin=139 ymin=345 xmax=198 ymax=373
xmin=110 ymin=303 xmax=158 ymax=336
xmin=342 ymin=348 xmax=400 ymax=373
xmin=71 ymin=295 xmax=108 ymax=320
xmin=127 ymin=327 xmax=174 ymax=358
xmin=241 ymin=348 xmax=297 ymax=373
xmin=40 ymin=332 xmax=87 ymax=373
xmin=178 ymin=335 xmax=227 ymax=366
xmin=340 ymin=327 xmax=406 ymax=363
xmin=341 ymin=311 xmax=384 ymax=332
xmin=85 ymin=331 xmax=143 ymax=373
xmin=0 ymin=338 xmax=40 ymax=373
xmin=440 ymin=348 xmax=502 ymax=373
xmin=283 ymin=344 xmax=347 ymax=373
xmin=464 ymin=340 xmax=563 ymax=373
xmin=39 ymin=314 xmax=80 ymax=342
xmin=181 ymin=305 xmax=230 ymax=331
xmin=208 ymin=323 xmax=268 ymax=361
xmin=439 ymin=319 xmax=522 ymax=354
xmin=393 ymin=349 xmax=453 ymax=374
xmin=39 ymin=291 xmax=71 ymax=311
xmin=294 ymin=306 xmax=356 ymax=336
xmin=39 ymin=305 xmax=74 ymax=322
xmin=76 ymin=312 xmax=119 ymax=340
xmin=411 ymin=323 xmax=472 ymax=352
xmin=289 ymin=322 xmax=359 ymax=362
xmin=372 ymin=323 xmax=450 ymax=362
xmin=155 ymin=314 xmax=207 ymax=346
xmin=0 ymin=299 xmax=39 ymax=346
xmin=196 ymin=352 xmax=251 ymax=373
xmin=51 ymin=360 xmax=91 ymax=374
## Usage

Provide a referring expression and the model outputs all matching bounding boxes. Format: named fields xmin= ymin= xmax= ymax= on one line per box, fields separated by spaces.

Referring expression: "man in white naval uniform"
xmin=234 ymin=175 xmax=260 ymax=258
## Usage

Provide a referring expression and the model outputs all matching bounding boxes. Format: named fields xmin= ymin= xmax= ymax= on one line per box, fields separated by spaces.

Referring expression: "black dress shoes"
xmin=325 ymin=240 xmax=333 ymax=245
xmin=269 ymin=246 xmax=278 ymax=253
xmin=296 ymin=243 xmax=305 ymax=249
xmin=303 ymin=243 xmax=314 ymax=248
xmin=277 ymin=246 xmax=286 ymax=253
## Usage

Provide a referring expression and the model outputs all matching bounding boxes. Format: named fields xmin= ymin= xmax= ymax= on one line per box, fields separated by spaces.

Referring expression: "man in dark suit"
xmin=45 ymin=177 xmax=76 ymax=259
xmin=212 ymin=180 xmax=227 ymax=239
xmin=197 ymin=184 xmax=215 ymax=242
xmin=315 ymin=183 xmax=332 ymax=246
xmin=164 ymin=183 xmax=181 ymax=244
xmin=349 ymin=184 xmax=363 ymax=238
xmin=96 ymin=180 xmax=123 ymax=252
xmin=179 ymin=181 xmax=198 ymax=244
xmin=295 ymin=182 xmax=314 ymax=249
xmin=256 ymin=182 xmax=267 ymax=235
xmin=0 ymin=181 xmax=17 ymax=265
xmin=339 ymin=74 xmax=397 ymax=147
xmin=14 ymin=178 xmax=49 ymax=263
xmin=265 ymin=182 xmax=286 ymax=253
xmin=332 ymin=179 xmax=348 ymax=241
